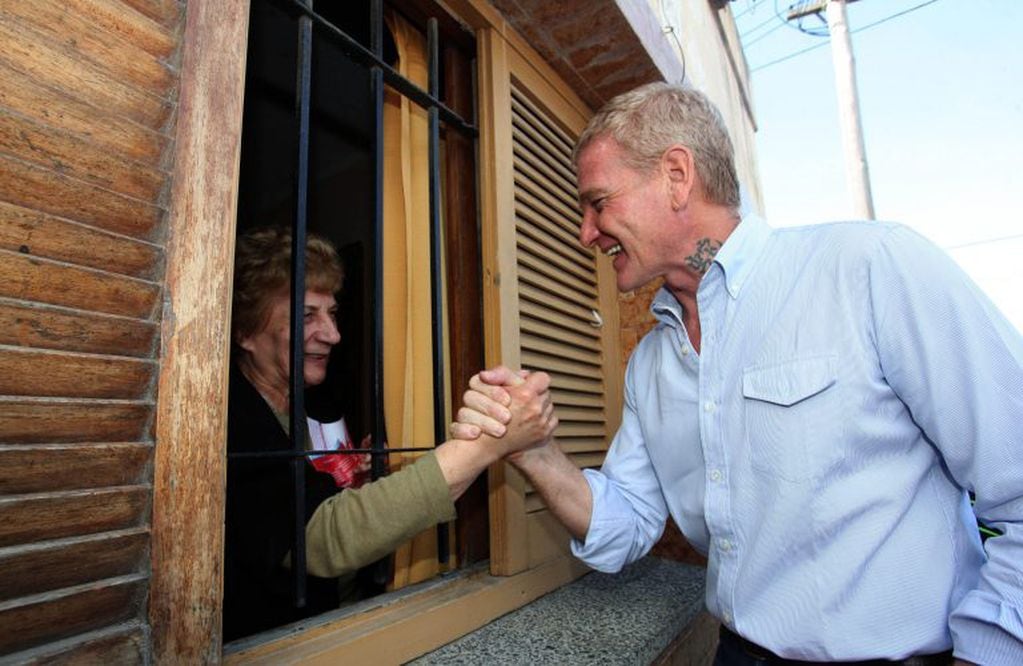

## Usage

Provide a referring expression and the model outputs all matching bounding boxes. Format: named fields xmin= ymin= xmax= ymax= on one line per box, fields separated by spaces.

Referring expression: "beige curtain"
xmin=382 ymin=12 xmax=444 ymax=588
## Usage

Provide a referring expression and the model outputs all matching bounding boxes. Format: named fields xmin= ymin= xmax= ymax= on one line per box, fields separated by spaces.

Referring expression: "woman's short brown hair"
xmin=232 ymin=226 xmax=344 ymax=342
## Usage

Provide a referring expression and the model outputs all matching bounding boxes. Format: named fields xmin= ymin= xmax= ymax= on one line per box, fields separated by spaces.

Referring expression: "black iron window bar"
xmin=229 ymin=0 xmax=479 ymax=609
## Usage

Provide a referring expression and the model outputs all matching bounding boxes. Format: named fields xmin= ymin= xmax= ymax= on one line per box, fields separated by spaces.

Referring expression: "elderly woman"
xmin=223 ymin=227 xmax=557 ymax=641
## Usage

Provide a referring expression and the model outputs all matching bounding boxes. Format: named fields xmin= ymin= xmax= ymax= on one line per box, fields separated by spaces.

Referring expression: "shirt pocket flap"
xmin=742 ymin=355 xmax=837 ymax=407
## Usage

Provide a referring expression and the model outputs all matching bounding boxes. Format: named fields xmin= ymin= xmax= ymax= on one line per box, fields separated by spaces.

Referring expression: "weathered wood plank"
xmin=0 ymin=486 xmax=149 ymax=547
xmin=0 ymin=60 xmax=167 ymax=164
xmin=149 ymin=0 xmax=250 ymax=661
xmin=0 ymin=528 xmax=148 ymax=600
xmin=0 ymin=201 xmax=163 ymax=280
xmin=0 ymin=111 xmax=166 ymax=202
xmin=0 ymin=299 xmax=158 ymax=358
xmin=0 ymin=249 xmax=161 ymax=319
xmin=0 ymin=574 xmax=145 ymax=655
xmin=0 ymin=2 xmax=176 ymax=97
xmin=63 ymin=0 xmax=178 ymax=59
xmin=0 ymin=345 xmax=155 ymax=400
xmin=0 ymin=20 xmax=173 ymax=131
xmin=3 ymin=622 xmax=147 ymax=665
xmin=0 ymin=398 xmax=152 ymax=444
xmin=118 ymin=0 xmax=183 ymax=29
xmin=0 ymin=156 xmax=162 ymax=240
xmin=0 ymin=443 xmax=152 ymax=494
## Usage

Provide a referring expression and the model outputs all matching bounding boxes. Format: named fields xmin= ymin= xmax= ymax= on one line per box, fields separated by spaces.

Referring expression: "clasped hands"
xmin=451 ymin=366 xmax=558 ymax=460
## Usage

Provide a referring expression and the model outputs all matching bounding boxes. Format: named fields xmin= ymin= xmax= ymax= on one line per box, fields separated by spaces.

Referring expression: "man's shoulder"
xmin=767 ymin=220 xmax=916 ymax=264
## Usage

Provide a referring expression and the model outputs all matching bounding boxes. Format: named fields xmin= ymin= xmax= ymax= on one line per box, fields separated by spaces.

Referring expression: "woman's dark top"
xmin=222 ymin=363 xmax=377 ymax=642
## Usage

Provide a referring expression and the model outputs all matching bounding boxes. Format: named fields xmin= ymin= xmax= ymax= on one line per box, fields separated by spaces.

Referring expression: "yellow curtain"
xmin=382 ymin=12 xmax=444 ymax=588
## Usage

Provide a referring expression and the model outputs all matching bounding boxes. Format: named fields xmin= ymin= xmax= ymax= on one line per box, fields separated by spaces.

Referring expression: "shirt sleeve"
xmin=867 ymin=226 xmax=1023 ymax=663
xmin=571 ymin=354 xmax=670 ymax=572
xmin=303 ymin=451 xmax=456 ymax=578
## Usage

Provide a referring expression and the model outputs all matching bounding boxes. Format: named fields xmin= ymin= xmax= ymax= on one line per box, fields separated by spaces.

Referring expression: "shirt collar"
xmin=712 ymin=212 xmax=772 ymax=299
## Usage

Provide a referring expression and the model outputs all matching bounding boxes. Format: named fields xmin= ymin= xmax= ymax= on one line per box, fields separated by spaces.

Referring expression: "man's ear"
xmin=662 ymin=144 xmax=695 ymax=210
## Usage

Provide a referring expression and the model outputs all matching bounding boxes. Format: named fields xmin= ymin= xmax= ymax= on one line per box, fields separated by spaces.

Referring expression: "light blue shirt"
xmin=572 ymin=215 xmax=1023 ymax=663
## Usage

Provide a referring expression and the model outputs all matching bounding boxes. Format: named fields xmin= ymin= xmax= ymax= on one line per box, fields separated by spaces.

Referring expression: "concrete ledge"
xmin=410 ymin=557 xmax=709 ymax=665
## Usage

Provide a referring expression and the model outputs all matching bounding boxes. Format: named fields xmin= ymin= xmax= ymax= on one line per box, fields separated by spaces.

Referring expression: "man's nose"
xmin=578 ymin=210 xmax=598 ymax=248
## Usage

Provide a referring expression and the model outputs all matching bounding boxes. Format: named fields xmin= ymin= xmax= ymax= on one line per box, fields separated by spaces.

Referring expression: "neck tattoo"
xmin=684 ymin=238 xmax=723 ymax=275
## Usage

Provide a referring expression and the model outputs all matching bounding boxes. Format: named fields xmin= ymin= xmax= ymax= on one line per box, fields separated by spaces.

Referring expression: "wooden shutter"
xmin=480 ymin=31 xmax=621 ymax=576
xmin=0 ymin=1 xmax=184 ymax=661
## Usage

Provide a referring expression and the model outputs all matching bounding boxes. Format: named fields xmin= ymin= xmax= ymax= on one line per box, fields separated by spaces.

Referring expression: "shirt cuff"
xmin=950 ymin=591 xmax=1023 ymax=664
xmin=570 ymin=469 xmax=640 ymax=573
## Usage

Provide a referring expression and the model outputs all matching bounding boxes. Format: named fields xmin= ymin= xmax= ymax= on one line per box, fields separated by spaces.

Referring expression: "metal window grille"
xmin=228 ymin=0 xmax=479 ymax=609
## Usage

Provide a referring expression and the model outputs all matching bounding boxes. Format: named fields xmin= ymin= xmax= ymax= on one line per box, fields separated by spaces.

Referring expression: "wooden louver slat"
xmin=0 ymin=486 xmax=150 ymax=547
xmin=512 ymin=81 xmax=609 ymax=477
xmin=0 ymin=444 xmax=153 ymax=494
xmin=0 ymin=300 xmax=159 ymax=358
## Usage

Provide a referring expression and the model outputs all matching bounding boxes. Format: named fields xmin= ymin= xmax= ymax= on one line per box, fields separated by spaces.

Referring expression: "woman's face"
xmin=238 ymin=289 xmax=340 ymax=392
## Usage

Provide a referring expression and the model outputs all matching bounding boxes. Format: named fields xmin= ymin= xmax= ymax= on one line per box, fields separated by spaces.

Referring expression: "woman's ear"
xmin=662 ymin=144 xmax=695 ymax=210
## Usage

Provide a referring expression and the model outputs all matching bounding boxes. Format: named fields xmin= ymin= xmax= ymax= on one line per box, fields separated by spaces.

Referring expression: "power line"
xmin=945 ymin=233 xmax=1023 ymax=251
xmin=751 ymin=0 xmax=943 ymax=73
xmin=740 ymin=12 xmax=781 ymax=39
xmin=743 ymin=17 xmax=789 ymax=48
xmin=733 ymin=0 xmax=767 ymax=21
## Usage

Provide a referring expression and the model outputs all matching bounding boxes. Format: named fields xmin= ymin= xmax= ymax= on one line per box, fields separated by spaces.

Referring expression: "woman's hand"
xmin=451 ymin=366 xmax=558 ymax=457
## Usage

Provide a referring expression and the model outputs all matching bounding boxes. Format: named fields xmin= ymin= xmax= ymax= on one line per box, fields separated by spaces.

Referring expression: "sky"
xmin=734 ymin=0 xmax=1022 ymax=332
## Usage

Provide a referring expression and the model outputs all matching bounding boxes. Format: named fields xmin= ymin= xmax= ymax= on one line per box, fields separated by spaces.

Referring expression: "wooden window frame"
xmin=150 ymin=0 xmax=616 ymax=661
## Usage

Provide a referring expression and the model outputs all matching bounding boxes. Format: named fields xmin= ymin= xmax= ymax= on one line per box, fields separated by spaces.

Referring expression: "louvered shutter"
xmin=482 ymin=36 xmax=621 ymax=575
xmin=0 ymin=0 xmax=184 ymax=660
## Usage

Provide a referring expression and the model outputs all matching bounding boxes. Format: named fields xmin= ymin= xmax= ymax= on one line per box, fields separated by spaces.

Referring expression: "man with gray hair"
xmin=455 ymin=82 xmax=1023 ymax=665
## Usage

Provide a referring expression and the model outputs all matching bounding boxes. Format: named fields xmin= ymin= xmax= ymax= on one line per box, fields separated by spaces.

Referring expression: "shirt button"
xmin=723 ymin=611 xmax=733 ymax=625
xmin=681 ymin=345 xmax=689 ymax=355
xmin=709 ymin=469 xmax=722 ymax=482
xmin=719 ymin=539 xmax=732 ymax=552
xmin=704 ymin=401 xmax=715 ymax=413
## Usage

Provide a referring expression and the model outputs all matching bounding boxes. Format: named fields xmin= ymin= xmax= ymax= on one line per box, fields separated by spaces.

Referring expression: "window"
xmin=226 ymin=0 xmax=481 ymax=643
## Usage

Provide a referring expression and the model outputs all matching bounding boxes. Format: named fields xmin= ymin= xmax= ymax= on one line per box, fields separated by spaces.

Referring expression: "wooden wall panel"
xmin=0 ymin=61 xmax=168 ymax=164
xmin=6 ymin=624 xmax=148 ymax=665
xmin=0 ymin=399 xmax=152 ymax=444
xmin=0 ymin=301 xmax=158 ymax=358
xmin=0 ymin=347 xmax=154 ymax=399
xmin=0 ymin=111 xmax=166 ymax=202
xmin=0 ymin=443 xmax=152 ymax=494
xmin=0 ymin=156 xmax=162 ymax=239
xmin=0 ymin=574 xmax=145 ymax=655
xmin=0 ymin=250 xmax=160 ymax=319
xmin=61 ymin=0 xmax=178 ymax=59
xmin=0 ymin=2 xmax=176 ymax=97
xmin=0 ymin=528 xmax=149 ymax=600
xmin=119 ymin=0 xmax=184 ymax=28
xmin=0 ymin=202 xmax=163 ymax=280
xmin=0 ymin=20 xmax=172 ymax=131
xmin=0 ymin=486 xmax=149 ymax=547
xmin=0 ymin=0 xmax=184 ymax=662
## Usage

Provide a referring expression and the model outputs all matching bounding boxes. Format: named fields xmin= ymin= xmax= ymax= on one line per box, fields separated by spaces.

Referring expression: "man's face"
xmin=239 ymin=289 xmax=341 ymax=391
xmin=576 ymin=136 xmax=678 ymax=293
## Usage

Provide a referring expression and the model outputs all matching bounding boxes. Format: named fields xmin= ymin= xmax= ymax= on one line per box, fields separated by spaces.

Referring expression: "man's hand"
xmin=452 ymin=366 xmax=557 ymax=455
xmin=451 ymin=366 xmax=529 ymax=439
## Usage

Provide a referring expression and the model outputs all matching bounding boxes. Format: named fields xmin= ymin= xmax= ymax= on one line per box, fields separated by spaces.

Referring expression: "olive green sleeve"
xmin=304 ymin=452 xmax=457 ymax=578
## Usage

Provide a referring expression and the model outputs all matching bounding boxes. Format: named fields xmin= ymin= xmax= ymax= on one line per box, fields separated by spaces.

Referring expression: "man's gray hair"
xmin=574 ymin=82 xmax=740 ymax=209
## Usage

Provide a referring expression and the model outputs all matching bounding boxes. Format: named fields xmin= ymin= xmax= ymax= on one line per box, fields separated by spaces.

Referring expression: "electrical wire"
xmin=659 ymin=0 xmax=687 ymax=84
xmin=945 ymin=233 xmax=1023 ymax=251
xmin=743 ymin=17 xmax=789 ymax=48
xmin=733 ymin=0 xmax=765 ymax=21
xmin=751 ymin=0 xmax=944 ymax=73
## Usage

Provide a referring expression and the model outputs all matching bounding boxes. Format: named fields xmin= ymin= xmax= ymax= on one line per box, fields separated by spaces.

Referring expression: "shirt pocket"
xmin=742 ymin=354 xmax=841 ymax=482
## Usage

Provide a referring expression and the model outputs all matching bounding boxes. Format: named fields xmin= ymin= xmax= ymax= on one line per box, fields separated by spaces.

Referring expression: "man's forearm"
xmin=511 ymin=441 xmax=593 ymax=540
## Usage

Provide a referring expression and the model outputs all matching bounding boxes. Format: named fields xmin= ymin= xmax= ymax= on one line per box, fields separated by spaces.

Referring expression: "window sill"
xmin=410 ymin=557 xmax=710 ymax=664
xmin=225 ymin=555 xmax=590 ymax=664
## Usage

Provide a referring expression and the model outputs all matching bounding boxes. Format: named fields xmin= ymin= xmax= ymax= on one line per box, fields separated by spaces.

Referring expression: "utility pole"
xmin=788 ymin=0 xmax=875 ymax=219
